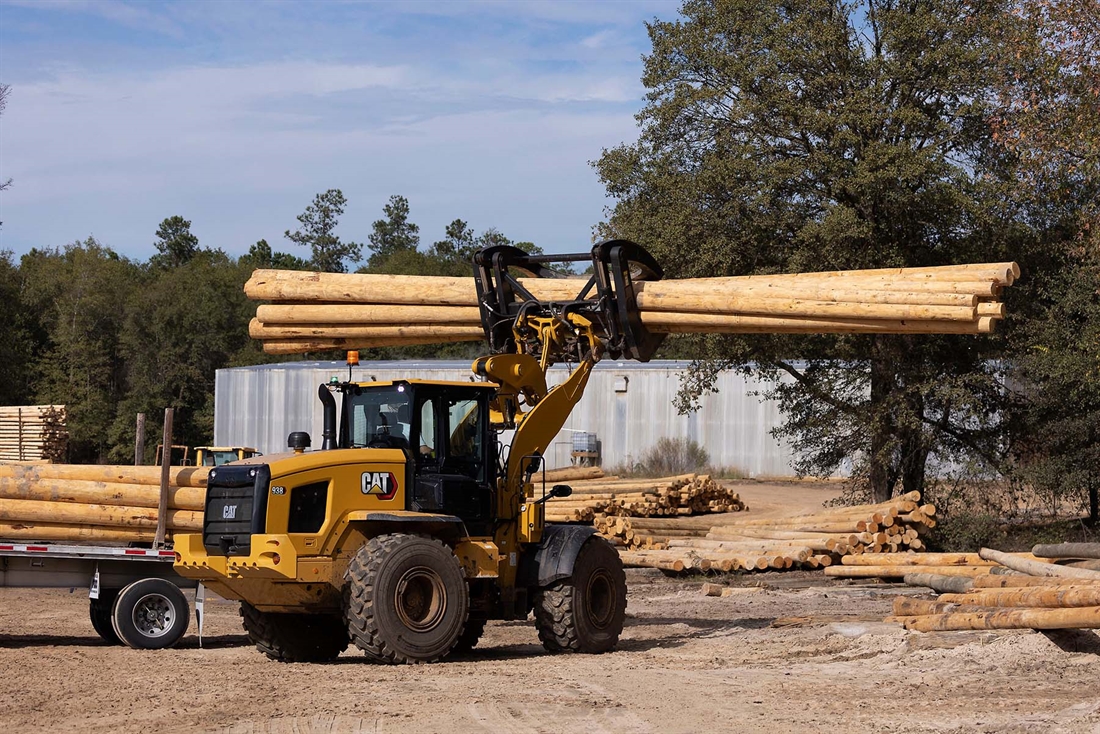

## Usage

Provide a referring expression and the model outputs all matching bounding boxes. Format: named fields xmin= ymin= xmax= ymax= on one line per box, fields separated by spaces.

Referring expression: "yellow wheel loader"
xmin=174 ymin=240 xmax=665 ymax=663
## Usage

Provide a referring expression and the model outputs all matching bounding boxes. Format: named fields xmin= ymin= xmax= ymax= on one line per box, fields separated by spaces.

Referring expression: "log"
xmin=0 ymin=521 xmax=157 ymax=543
xmin=901 ymin=605 xmax=1100 ymax=632
xmin=971 ymin=574 xmax=1100 ymax=588
xmin=903 ymin=573 xmax=975 ymax=594
xmin=0 ymin=464 xmax=209 ymax=487
xmin=0 ymin=498 xmax=202 ymax=531
xmin=542 ymin=466 xmax=606 ymax=482
xmin=0 ymin=477 xmax=206 ymax=511
xmin=940 ymin=586 xmax=1100 ymax=608
xmin=244 ymin=265 xmax=1016 ymax=305
xmin=979 ymin=547 xmax=1100 ymax=580
xmin=824 ymin=565 xmax=992 ymax=579
xmin=249 ymin=320 xmax=486 ymax=341
xmin=645 ymin=313 xmax=995 ymax=335
xmin=262 ymin=336 xmax=484 ymax=353
xmin=618 ymin=552 xmax=685 ymax=573
xmin=892 ymin=598 xmax=989 ymax=616
xmin=256 ymin=304 xmax=485 ymax=325
xmin=1031 ymin=543 xmax=1100 ymax=560
xmin=840 ymin=552 xmax=1050 ymax=567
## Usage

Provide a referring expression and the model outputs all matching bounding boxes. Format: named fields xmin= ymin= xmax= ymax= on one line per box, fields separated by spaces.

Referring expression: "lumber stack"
xmin=242 ymin=262 xmax=1018 ymax=354
xmin=543 ymin=474 xmax=746 ymax=523
xmin=603 ymin=491 xmax=936 ymax=573
xmin=886 ymin=543 xmax=1100 ymax=632
xmin=0 ymin=406 xmax=68 ymax=463
xmin=0 ymin=463 xmax=210 ymax=543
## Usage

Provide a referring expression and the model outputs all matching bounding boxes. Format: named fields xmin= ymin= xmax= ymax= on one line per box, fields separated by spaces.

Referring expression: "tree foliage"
xmin=150 ymin=216 xmax=199 ymax=269
xmin=1 ymin=193 xmax=530 ymax=462
xmin=285 ymin=189 xmax=362 ymax=273
xmin=366 ymin=195 xmax=420 ymax=269
xmin=596 ymin=0 xmax=1096 ymax=505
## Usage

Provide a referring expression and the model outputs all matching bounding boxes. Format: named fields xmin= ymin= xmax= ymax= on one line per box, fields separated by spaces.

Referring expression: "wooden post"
xmin=134 ymin=413 xmax=146 ymax=466
xmin=154 ymin=408 xmax=174 ymax=548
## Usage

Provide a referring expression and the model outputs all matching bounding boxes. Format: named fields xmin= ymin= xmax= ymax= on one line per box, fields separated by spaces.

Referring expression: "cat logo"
xmin=361 ymin=471 xmax=398 ymax=500
xmin=222 ymin=504 xmax=237 ymax=520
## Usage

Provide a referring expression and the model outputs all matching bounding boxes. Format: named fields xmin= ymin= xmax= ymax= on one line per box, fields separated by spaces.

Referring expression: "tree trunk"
xmin=869 ymin=337 xmax=894 ymax=503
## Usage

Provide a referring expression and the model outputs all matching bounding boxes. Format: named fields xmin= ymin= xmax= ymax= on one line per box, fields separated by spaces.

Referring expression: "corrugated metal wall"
xmin=214 ymin=360 xmax=804 ymax=477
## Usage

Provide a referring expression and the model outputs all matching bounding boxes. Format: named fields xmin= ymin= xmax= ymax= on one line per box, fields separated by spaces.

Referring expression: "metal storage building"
xmin=213 ymin=360 xmax=803 ymax=477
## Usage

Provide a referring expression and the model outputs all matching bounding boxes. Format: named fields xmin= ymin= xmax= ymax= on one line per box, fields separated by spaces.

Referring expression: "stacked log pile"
xmin=607 ymin=491 xmax=936 ymax=572
xmin=544 ymin=473 xmax=746 ymax=523
xmin=882 ymin=543 xmax=1100 ymax=632
xmin=0 ymin=463 xmax=209 ymax=543
xmin=0 ymin=406 xmax=68 ymax=463
xmin=242 ymin=262 xmax=1017 ymax=354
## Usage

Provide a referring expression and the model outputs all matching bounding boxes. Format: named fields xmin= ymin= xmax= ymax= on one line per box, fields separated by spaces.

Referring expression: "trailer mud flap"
xmin=89 ymin=564 xmax=100 ymax=600
xmin=196 ymin=583 xmax=206 ymax=648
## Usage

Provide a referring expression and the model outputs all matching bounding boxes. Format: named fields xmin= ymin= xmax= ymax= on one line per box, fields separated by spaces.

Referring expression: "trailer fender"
xmin=518 ymin=524 xmax=597 ymax=588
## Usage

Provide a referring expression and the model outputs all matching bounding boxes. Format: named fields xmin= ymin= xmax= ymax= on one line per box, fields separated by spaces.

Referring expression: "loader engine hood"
xmin=202 ymin=448 xmax=409 ymax=557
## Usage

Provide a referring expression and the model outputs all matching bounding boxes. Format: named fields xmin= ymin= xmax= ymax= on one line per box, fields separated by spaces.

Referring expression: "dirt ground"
xmin=2 ymin=482 xmax=1099 ymax=733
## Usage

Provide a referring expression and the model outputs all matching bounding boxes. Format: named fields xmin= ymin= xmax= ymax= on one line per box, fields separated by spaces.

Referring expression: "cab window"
xmin=445 ymin=397 xmax=484 ymax=481
xmin=418 ymin=399 xmax=437 ymax=461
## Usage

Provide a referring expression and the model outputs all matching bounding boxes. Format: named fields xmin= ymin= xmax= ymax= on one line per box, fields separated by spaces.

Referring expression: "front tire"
xmin=111 ymin=578 xmax=190 ymax=650
xmin=533 ymin=537 xmax=626 ymax=654
xmin=344 ymin=534 xmax=469 ymax=664
xmin=240 ymin=602 xmax=348 ymax=663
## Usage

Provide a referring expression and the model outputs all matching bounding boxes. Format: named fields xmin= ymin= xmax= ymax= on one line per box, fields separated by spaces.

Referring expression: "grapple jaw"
xmin=472 ymin=239 xmax=665 ymax=364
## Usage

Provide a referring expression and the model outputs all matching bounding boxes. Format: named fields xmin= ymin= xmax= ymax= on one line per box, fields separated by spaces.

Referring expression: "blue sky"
xmin=0 ymin=0 xmax=680 ymax=261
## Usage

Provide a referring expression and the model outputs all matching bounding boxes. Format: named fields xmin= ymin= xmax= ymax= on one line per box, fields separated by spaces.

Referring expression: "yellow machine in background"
xmin=193 ymin=446 xmax=261 ymax=466
xmin=175 ymin=241 xmax=663 ymax=663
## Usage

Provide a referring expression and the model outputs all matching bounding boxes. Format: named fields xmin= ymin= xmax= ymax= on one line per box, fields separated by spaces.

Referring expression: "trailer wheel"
xmin=344 ymin=534 xmax=469 ymax=664
xmin=111 ymin=578 xmax=190 ymax=650
xmin=533 ymin=536 xmax=626 ymax=654
xmin=239 ymin=602 xmax=348 ymax=663
xmin=89 ymin=590 xmax=122 ymax=645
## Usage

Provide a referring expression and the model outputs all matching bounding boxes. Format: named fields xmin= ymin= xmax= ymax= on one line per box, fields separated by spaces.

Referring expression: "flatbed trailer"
xmin=0 ymin=542 xmax=203 ymax=649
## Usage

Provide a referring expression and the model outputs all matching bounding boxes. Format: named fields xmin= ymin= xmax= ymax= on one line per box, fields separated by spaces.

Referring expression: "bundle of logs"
xmin=831 ymin=544 xmax=1100 ymax=632
xmin=543 ymin=472 xmax=746 ymax=523
xmin=242 ymin=262 xmax=1017 ymax=354
xmin=606 ymin=491 xmax=936 ymax=573
xmin=0 ymin=405 xmax=68 ymax=463
xmin=0 ymin=463 xmax=209 ymax=543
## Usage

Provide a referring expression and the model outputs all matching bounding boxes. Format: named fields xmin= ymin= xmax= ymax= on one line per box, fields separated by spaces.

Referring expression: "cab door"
xmin=410 ymin=389 xmax=493 ymax=534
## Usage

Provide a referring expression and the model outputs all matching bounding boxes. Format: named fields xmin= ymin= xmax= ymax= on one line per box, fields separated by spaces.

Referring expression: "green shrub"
xmin=638 ymin=437 xmax=710 ymax=477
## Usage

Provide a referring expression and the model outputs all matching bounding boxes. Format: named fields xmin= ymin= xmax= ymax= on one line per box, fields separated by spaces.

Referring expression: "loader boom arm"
xmin=469 ymin=241 xmax=663 ymax=501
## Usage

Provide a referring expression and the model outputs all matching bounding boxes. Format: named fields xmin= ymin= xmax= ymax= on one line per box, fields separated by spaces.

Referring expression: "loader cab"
xmin=337 ymin=380 xmax=497 ymax=535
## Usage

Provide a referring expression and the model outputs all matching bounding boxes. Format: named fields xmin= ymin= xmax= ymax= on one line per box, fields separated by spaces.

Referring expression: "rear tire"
xmin=533 ymin=536 xmax=626 ymax=654
xmin=89 ymin=590 xmax=122 ymax=645
xmin=344 ymin=534 xmax=469 ymax=664
xmin=240 ymin=602 xmax=348 ymax=663
xmin=111 ymin=578 xmax=190 ymax=650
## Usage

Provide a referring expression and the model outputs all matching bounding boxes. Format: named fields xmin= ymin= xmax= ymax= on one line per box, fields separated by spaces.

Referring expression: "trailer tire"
xmin=240 ymin=602 xmax=348 ymax=663
xmin=344 ymin=534 xmax=469 ymax=664
xmin=89 ymin=590 xmax=122 ymax=645
xmin=111 ymin=578 xmax=190 ymax=650
xmin=533 ymin=536 xmax=626 ymax=654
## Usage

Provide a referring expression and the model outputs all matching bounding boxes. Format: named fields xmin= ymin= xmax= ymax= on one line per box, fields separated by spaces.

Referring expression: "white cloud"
xmin=0 ymin=58 xmax=642 ymax=256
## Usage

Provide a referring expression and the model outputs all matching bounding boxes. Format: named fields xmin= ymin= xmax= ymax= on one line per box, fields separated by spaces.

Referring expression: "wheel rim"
xmin=394 ymin=566 xmax=447 ymax=633
xmin=131 ymin=593 xmax=174 ymax=638
xmin=586 ymin=569 xmax=615 ymax=630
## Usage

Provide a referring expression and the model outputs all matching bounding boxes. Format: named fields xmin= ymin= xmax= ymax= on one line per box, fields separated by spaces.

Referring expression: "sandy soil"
xmin=2 ymin=482 xmax=1098 ymax=733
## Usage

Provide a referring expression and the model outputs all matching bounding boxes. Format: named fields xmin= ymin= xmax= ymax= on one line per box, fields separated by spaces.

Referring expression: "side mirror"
xmin=550 ymin=484 xmax=572 ymax=499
